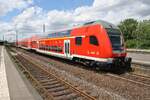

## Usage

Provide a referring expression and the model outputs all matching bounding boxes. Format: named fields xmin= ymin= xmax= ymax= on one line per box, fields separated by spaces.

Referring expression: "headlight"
xmin=107 ymin=58 xmax=113 ymax=63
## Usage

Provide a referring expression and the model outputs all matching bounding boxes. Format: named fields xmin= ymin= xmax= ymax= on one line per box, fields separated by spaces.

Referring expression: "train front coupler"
xmin=111 ymin=57 xmax=132 ymax=71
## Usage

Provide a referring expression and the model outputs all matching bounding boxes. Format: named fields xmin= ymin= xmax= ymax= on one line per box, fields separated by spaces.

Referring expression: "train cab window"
xmin=46 ymin=45 xmax=48 ymax=50
xmin=75 ymin=37 xmax=82 ymax=45
xmin=89 ymin=36 xmax=99 ymax=46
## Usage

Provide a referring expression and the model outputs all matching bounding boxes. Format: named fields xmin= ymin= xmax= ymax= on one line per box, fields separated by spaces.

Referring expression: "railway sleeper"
xmin=42 ymin=81 xmax=59 ymax=86
xmin=44 ymin=83 xmax=63 ymax=89
xmin=34 ymin=76 xmax=50 ymax=80
xmin=31 ymin=71 xmax=46 ymax=74
xmin=34 ymin=74 xmax=49 ymax=77
xmin=54 ymin=93 xmax=79 ymax=100
xmin=34 ymin=73 xmax=49 ymax=76
xmin=40 ymin=79 xmax=56 ymax=83
xmin=52 ymin=89 xmax=73 ymax=97
xmin=48 ymin=86 xmax=68 ymax=92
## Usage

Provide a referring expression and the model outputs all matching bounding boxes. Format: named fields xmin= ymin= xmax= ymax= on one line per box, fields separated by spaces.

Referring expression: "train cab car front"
xmin=104 ymin=24 xmax=132 ymax=71
xmin=106 ymin=57 xmax=132 ymax=71
xmin=72 ymin=20 xmax=132 ymax=71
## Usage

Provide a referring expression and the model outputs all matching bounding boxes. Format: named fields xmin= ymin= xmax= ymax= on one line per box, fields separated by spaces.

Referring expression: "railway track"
xmin=131 ymin=73 xmax=150 ymax=80
xmin=11 ymin=47 xmax=150 ymax=88
xmin=8 ymin=48 xmax=96 ymax=100
xmin=129 ymin=73 xmax=150 ymax=84
xmin=106 ymin=73 xmax=150 ymax=87
xmin=7 ymin=47 xmax=150 ymax=100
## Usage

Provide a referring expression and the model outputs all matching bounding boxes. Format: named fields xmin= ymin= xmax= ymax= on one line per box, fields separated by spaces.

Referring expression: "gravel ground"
xmin=120 ymin=73 xmax=150 ymax=86
xmin=132 ymin=64 xmax=150 ymax=77
xmin=16 ymin=49 xmax=150 ymax=100
xmin=21 ymin=53 xmax=125 ymax=100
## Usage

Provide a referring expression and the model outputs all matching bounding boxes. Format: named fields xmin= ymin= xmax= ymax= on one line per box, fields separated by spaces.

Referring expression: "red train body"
xmin=18 ymin=20 xmax=132 ymax=70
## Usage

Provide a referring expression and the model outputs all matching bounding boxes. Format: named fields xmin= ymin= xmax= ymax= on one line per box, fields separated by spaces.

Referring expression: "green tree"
xmin=136 ymin=20 xmax=150 ymax=49
xmin=118 ymin=19 xmax=150 ymax=49
xmin=118 ymin=18 xmax=138 ymax=41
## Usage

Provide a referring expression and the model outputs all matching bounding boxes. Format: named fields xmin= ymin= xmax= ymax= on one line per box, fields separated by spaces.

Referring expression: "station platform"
xmin=128 ymin=52 xmax=150 ymax=66
xmin=0 ymin=46 xmax=43 ymax=100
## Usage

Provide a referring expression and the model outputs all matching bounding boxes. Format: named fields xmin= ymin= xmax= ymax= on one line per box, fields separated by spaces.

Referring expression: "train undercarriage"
xmin=73 ymin=57 xmax=132 ymax=72
xmin=16 ymin=46 xmax=132 ymax=73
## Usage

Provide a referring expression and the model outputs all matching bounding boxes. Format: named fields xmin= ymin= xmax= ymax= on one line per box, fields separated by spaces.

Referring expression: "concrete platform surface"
xmin=0 ymin=46 xmax=10 ymax=100
xmin=128 ymin=52 xmax=150 ymax=65
xmin=0 ymin=46 xmax=43 ymax=100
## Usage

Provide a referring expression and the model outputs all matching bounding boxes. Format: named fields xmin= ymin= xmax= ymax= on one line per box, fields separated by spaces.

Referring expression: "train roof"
xmin=46 ymin=20 xmax=119 ymax=33
xmin=23 ymin=20 xmax=119 ymax=40
xmin=81 ymin=20 xmax=119 ymax=29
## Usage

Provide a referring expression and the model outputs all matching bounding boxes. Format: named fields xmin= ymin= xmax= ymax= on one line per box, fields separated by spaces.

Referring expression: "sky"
xmin=0 ymin=0 xmax=150 ymax=41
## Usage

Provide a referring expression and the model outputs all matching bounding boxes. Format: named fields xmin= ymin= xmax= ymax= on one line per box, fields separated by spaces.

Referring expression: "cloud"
xmin=1 ymin=0 xmax=150 ymax=40
xmin=0 ymin=21 xmax=14 ymax=40
xmin=0 ymin=0 xmax=33 ymax=16
xmin=76 ymin=0 xmax=150 ymax=23
xmin=0 ymin=21 xmax=13 ymax=32
xmin=13 ymin=6 xmax=45 ymax=33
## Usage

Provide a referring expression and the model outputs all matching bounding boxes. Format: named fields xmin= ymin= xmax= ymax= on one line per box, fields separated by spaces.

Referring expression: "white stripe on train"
xmin=20 ymin=46 xmax=112 ymax=63
xmin=36 ymin=49 xmax=111 ymax=62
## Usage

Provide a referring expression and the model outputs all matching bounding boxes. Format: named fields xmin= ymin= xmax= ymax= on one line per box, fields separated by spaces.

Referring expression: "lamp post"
xmin=15 ymin=29 xmax=18 ymax=46
xmin=14 ymin=24 xmax=18 ymax=47
xmin=3 ymin=34 xmax=5 ymax=45
xmin=43 ymin=24 xmax=46 ymax=34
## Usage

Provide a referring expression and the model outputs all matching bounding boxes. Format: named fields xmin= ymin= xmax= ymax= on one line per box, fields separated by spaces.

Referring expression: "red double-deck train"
xmin=17 ymin=20 xmax=132 ymax=70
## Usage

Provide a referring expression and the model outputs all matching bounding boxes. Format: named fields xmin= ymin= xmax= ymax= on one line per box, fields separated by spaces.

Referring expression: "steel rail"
xmin=20 ymin=53 xmax=96 ymax=100
xmin=7 ymin=49 xmax=54 ymax=99
xmin=107 ymin=73 xmax=150 ymax=87
xmin=130 ymin=73 xmax=150 ymax=81
xmin=8 ymin=48 xmax=96 ymax=100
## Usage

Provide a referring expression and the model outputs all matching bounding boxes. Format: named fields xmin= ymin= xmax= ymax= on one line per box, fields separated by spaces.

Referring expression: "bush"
xmin=140 ymin=40 xmax=150 ymax=49
xmin=125 ymin=39 xmax=137 ymax=48
xmin=119 ymin=19 xmax=150 ymax=49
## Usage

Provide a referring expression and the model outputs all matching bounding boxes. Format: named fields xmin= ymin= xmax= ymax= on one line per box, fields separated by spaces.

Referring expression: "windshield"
xmin=106 ymin=28 xmax=123 ymax=51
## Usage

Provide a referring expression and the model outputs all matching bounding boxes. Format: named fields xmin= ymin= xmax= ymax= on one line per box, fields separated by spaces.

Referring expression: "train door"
xmin=64 ymin=40 xmax=71 ymax=59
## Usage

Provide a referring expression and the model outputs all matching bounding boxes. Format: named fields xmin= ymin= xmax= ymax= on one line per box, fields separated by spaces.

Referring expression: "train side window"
xmin=46 ymin=45 xmax=48 ymax=50
xmin=49 ymin=46 xmax=51 ymax=50
xmin=89 ymin=36 xmax=99 ymax=46
xmin=75 ymin=37 xmax=82 ymax=45
xmin=45 ymin=45 xmax=47 ymax=50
